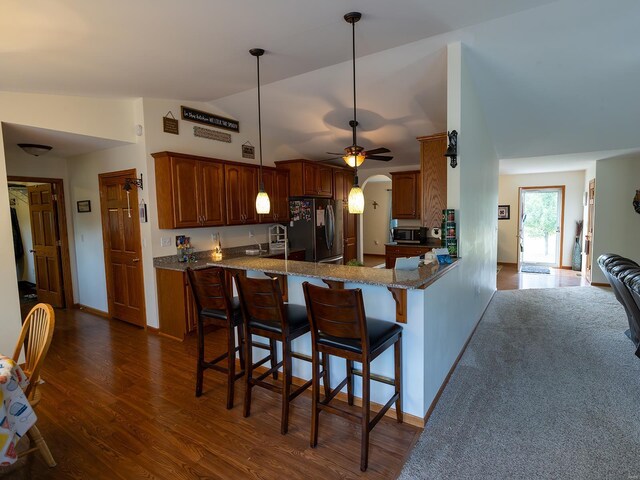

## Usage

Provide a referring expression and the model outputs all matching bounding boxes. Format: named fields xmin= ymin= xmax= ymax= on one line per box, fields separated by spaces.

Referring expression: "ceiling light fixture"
xmin=18 ymin=143 xmax=52 ymax=157
xmin=251 ymin=47 xmax=271 ymax=215
xmin=345 ymin=12 xmax=365 ymax=214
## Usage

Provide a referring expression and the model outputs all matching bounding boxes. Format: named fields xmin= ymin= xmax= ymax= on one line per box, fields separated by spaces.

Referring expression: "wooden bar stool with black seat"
xmin=235 ymin=274 xmax=329 ymax=434
xmin=302 ymin=281 xmax=403 ymax=472
xmin=186 ymin=266 xmax=249 ymax=409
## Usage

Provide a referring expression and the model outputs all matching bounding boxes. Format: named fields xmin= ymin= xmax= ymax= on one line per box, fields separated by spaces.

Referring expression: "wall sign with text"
xmin=181 ymin=106 xmax=239 ymax=133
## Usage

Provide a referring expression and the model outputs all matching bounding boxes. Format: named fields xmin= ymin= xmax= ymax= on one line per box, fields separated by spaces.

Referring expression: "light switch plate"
xmin=160 ymin=236 xmax=172 ymax=247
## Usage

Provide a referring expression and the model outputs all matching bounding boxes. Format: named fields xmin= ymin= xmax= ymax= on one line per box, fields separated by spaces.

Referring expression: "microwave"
xmin=392 ymin=227 xmax=427 ymax=244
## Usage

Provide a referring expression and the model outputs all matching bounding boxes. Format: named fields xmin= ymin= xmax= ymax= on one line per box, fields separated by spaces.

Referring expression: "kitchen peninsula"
xmin=154 ymin=252 xmax=459 ymax=424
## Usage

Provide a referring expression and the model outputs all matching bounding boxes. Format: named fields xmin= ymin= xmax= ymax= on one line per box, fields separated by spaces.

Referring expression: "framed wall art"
xmin=498 ymin=205 xmax=510 ymax=220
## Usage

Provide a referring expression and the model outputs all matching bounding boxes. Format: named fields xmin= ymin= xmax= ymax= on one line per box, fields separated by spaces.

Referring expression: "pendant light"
xmin=345 ymin=12 xmax=365 ymax=214
xmin=251 ymin=47 xmax=271 ymax=215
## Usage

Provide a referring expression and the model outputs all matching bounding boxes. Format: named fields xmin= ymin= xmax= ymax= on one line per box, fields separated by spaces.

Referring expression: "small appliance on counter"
xmin=391 ymin=227 xmax=428 ymax=244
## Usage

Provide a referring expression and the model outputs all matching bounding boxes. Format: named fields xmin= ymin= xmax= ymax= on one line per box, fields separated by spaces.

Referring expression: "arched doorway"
xmin=360 ymin=174 xmax=392 ymax=267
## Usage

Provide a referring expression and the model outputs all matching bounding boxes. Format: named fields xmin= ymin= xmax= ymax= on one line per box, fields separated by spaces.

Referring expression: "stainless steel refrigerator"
xmin=288 ymin=197 xmax=343 ymax=263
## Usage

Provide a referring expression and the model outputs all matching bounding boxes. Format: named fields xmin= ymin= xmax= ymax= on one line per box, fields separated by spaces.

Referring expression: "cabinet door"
xmin=420 ymin=133 xmax=448 ymax=228
xmin=274 ymin=169 xmax=290 ymax=222
xmin=171 ymin=156 xmax=200 ymax=227
xmin=344 ymin=237 xmax=357 ymax=264
xmin=199 ymin=161 xmax=226 ymax=226
xmin=316 ymin=165 xmax=333 ymax=197
xmin=302 ymin=163 xmax=317 ymax=196
xmin=242 ymin=165 xmax=259 ymax=224
xmin=225 ymin=164 xmax=244 ymax=224
xmin=259 ymin=169 xmax=276 ymax=224
xmin=391 ymin=172 xmax=420 ymax=219
xmin=342 ymin=170 xmax=358 ymax=240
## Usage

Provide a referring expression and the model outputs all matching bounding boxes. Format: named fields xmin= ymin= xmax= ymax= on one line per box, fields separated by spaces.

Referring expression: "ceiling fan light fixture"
xmin=343 ymin=152 xmax=365 ymax=168
xmin=18 ymin=143 xmax=52 ymax=156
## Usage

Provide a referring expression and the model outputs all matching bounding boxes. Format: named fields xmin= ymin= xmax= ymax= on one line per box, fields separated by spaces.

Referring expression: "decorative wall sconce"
xmin=444 ymin=130 xmax=458 ymax=168
xmin=123 ymin=174 xmax=144 ymax=192
xmin=634 ymin=189 xmax=640 ymax=214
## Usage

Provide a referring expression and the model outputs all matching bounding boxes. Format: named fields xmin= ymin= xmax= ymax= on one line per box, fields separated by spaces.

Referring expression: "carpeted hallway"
xmin=400 ymin=287 xmax=640 ymax=479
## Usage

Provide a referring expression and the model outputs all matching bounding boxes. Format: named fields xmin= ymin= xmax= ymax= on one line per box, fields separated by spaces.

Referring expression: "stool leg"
xmin=310 ymin=349 xmax=320 ymax=448
xmin=346 ymin=360 xmax=354 ymax=406
xmin=195 ymin=317 xmax=204 ymax=397
xmin=243 ymin=331 xmax=253 ymax=418
xmin=269 ymin=338 xmax=279 ymax=380
xmin=360 ymin=360 xmax=371 ymax=472
xmin=322 ymin=353 xmax=331 ymax=400
xmin=281 ymin=338 xmax=291 ymax=435
xmin=226 ymin=322 xmax=236 ymax=409
xmin=238 ymin=324 xmax=246 ymax=371
xmin=394 ymin=334 xmax=403 ymax=423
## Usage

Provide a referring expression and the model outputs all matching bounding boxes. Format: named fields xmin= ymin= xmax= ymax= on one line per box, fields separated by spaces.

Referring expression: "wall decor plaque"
xmin=77 ymin=200 xmax=91 ymax=213
xmin=181 ymin=106 xmax=239 ymax=132
xmin=242 ymin=141 xmax=255 ymax=159
xmin=193 ymin=126 xmax=232 ymax=143
xmin=163 ymin=111 xmax=179 ymax=135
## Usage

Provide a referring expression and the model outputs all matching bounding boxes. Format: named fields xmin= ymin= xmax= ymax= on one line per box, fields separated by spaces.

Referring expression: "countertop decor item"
xmin=634 ymin=190 xmax=640 ymax=214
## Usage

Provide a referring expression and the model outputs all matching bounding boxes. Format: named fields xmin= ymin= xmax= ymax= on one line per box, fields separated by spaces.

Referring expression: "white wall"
xmin=498 ymin=170 xmax=586 ymax=266
xmin=591 ymin=155 xmax=640 ymax=284
xmin=421 ymin=42 xmax=498 ymax=411
xmin=362 ymin=179 xmax=392 ymax=255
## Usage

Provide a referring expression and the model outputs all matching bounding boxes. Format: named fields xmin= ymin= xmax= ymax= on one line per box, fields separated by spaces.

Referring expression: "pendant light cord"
xmin=351 ymin=18 xmax=357 ymax=148
xmin=256 ymin=53 xmax=264 ymax=190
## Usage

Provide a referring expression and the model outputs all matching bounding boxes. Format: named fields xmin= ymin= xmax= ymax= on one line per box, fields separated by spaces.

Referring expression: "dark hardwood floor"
xmin=4 ymin=308 xmax=420 ymax=479
xmin=497 ymin=263 xmax=588 ymax=290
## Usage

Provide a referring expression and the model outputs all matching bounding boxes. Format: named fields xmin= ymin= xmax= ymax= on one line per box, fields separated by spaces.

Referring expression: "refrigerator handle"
xmin=326 ymin=205 xmax=335 ymax=250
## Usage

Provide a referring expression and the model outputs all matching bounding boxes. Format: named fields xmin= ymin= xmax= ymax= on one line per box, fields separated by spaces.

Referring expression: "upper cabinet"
xmin=153 ymin=152 xmax=226 ymax=229
xmin=260 ymin=168 xmax=290 ymax=223
xmin=275 ymin=160 xmax=333 ymax=198
xmin=225 ymin=163 xmax=259 ymax=225
xmin=417 ymin=133 xmax=448 ymax=229
xmin=391 ymin=170 xmax=421 ymax=219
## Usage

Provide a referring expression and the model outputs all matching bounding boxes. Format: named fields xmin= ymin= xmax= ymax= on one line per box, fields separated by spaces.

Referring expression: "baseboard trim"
xmin=422 ymin=289 xmax=495 ymax=425
xmin=75 ymin=303 xmax=109 ymax=318
xmin=591 ymin=282 xmax=611 ymax=287
xmin=559 ymin=266 xmax=573 ymax=270
xmin=498 ymin=262 xmax=516 ymax=266
xmin=251 ymin=364 xmax=425 ymax=429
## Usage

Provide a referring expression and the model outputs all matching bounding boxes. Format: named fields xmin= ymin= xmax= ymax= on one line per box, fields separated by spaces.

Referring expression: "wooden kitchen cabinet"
xmin=391 ymin=170 xmax=421 ymax=219
xmin=153 ymin=152 xmax=226 ymax=229
xmin=418 ymin=132 xmax=448 ymax=229
xmin=275 ymin=160 xmax=333 ymax=198
xmin=334 ymin=168 xmax=358 ymax=263
xmin=259 ymin=168 xmax=290 ymax=224
xmin=156 ymin=268 xmax=198 ymax=340
xmin=385 ymin=244 xmax=434 ymax=269
xmin=225 ymin=163 xmax=259 ymax=225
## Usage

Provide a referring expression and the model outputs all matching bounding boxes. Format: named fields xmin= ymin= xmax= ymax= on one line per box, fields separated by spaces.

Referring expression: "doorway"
xmin=585 ymin=178 xmax=596 ymax=283
xmin=518 ymin=186 xmax=565 ymax=270
xmin=7 ymin=176 xmax=74 ymax=312
xmin=99 ymin=169 xmax=146 ymax=327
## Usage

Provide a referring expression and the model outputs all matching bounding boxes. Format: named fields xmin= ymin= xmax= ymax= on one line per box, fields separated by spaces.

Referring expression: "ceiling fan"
xmin=325 ymin=12 xmax=393 ymax=168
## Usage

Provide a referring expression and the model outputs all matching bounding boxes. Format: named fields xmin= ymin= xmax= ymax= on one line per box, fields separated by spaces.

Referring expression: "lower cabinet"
xmin=385 ymin=245 xmax=434 ymax=269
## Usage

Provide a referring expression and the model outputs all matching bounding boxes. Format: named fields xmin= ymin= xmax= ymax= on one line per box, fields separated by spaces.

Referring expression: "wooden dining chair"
xmin=12 ymin=303 xmax=56 ymax=467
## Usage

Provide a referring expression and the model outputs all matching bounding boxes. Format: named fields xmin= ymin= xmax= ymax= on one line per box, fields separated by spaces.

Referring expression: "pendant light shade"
xmin=256 ymin=190 xmax=271 ymax=214
xmin=348 ymin=184 xmax=364 ymax=214
xmin=251 ymin=47 xmax=271 ymax=215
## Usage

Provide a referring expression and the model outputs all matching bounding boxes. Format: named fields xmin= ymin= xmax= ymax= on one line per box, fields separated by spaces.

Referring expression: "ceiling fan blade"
xmin=364 ymin=147 xmax=390 ymax=155
xmin=326 ymin=151 xmax=345 ymax=156
xmin=366 ymin=155 xmax=393 ymax=161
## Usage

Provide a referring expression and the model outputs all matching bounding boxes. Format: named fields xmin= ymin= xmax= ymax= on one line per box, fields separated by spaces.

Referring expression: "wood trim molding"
xmin=416 ymin=132 xmax=447 ymax=142
xmin=387 ymin=287 xmax=407 ymax=324
xmin=590 ymin=282 xmax=611 ymax=288
xmin=75 ymin=304 xmax=109 ymax=319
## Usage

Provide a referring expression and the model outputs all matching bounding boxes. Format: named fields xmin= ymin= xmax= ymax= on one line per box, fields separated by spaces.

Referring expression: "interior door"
xmin=99 ymin=170 xmax=146 ymax=327
xmin=585 ymin=179 xmax=595 ymax=283
xmin=27 ymin=184 xmax=64 ymax=308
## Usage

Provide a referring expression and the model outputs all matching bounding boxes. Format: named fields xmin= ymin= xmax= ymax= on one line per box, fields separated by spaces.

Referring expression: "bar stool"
xmin=235 ymin=274 xmax=327 ymax=434
xmin=186 ymin=267 xmax=247 ymax=409
xmin=302 ymin=281 xmax=403 ymax=472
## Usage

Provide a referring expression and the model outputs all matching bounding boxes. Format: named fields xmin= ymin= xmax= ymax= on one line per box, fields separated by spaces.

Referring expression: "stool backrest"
xmin=186 ymin=267 xmax=232 ymax=315
xmin=235 ymin=275 xmax=287 ymax=332
xmin=302 ymin=282 xmax=368 ymax=349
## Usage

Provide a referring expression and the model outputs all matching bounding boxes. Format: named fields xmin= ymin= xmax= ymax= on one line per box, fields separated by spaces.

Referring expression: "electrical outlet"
xmin=160 ymin=236 xmax=171 ymax=247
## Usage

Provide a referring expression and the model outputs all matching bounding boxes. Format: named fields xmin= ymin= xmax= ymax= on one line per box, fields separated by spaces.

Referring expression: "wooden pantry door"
xmin=99 ymin=170 xmax=146 ymax=327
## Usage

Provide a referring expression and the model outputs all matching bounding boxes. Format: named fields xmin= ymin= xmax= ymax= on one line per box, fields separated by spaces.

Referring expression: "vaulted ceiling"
xmin=2 ymin=0 xmax=638 ymax=172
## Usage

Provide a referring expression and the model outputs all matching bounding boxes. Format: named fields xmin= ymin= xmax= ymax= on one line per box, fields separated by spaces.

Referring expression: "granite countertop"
xmin=153 ymin=245 xmax=306 ymax=272
xmin=205 ymin=256 xmax=459 ymax=290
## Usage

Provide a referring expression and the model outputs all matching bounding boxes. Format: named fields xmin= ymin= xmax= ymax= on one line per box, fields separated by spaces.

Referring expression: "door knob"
xmin=29 ymin=249 xmax=36 ymax=253
xmin=132 ymin=258 xmax=140 ymax=263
